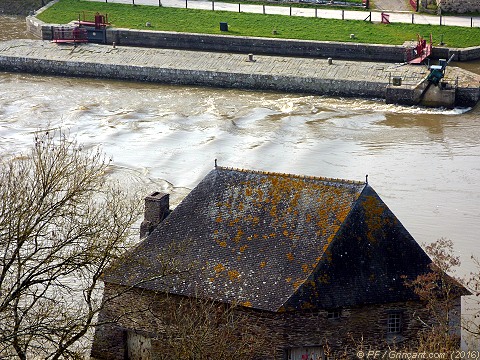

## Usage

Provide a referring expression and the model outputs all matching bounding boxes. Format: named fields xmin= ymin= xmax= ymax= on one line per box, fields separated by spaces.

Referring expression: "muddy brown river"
xmin=1 ymin=15 xmax=479 ymax=285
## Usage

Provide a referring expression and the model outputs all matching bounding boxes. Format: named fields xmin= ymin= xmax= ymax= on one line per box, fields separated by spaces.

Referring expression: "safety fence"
xmin=91 ymin=0 xmax=480 ymax=28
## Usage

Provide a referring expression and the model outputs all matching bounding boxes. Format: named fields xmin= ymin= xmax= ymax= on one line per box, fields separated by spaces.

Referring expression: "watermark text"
xmin=356 ymin=350 xmax=448 ymax=360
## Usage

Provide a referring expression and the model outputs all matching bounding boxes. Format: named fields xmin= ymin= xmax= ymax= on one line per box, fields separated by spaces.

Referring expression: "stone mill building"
xmin=91 ymin=166 xmax=467 ymax=360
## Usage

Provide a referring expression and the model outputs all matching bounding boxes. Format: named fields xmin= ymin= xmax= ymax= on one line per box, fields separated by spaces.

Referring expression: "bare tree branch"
xmin=0 ymin=130 xmax=142 ymax=359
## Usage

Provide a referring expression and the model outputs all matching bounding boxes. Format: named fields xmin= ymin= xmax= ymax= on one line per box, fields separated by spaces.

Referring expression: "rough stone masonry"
xmin=436 ymin=0 xmax=480 ymax=13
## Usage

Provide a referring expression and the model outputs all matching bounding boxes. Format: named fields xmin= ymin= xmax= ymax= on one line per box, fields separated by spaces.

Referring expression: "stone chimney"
xmin=140 ymin=192 xmax=170 ymax=238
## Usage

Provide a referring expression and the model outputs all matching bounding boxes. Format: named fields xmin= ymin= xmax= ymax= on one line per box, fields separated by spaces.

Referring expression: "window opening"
xmin=388 ymin=312 xmax=401 ymax=334
xmin=327 ymin=309 xmax=341 ymax=319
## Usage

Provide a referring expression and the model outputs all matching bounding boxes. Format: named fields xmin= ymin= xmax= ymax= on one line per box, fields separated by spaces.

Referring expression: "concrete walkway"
xmin=0 ymin=39 xmax=425 ymax=82
xmin=1 ymin=39 xmax=479 ymax=105
xmin=84 ymin=0 xmax=480 ymax=27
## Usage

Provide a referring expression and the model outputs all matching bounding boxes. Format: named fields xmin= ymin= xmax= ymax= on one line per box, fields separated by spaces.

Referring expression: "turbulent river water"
xmin=1 ymin=15 xmax=480 ymax=281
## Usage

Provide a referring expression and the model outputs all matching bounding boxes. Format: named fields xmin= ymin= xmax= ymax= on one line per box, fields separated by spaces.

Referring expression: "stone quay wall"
xmin=437 ymin=0 xmax=480 ymax=14
xmin=27 ymin=16 xmax=480 ymax=62
xmin=0 ymin=53 xmax=388 ymax=99
xmin=106 ymin=29 xmax=407 ymax=62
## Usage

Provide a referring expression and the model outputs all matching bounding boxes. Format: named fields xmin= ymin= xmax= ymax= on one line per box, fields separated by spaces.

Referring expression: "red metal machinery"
xmin=52 ymin=26 xmax=88 ymax=44
xmin=407 ymin=34 xmax=432 ymax=64
xmin=75 ymin=12 xmax=110 ymax=29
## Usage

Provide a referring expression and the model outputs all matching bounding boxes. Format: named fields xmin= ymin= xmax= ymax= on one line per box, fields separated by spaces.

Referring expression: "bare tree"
xmin=0 ymin=131 xmax=141 ymax=359
xmin=463 ymin=256 xmax=480 ymax=344
xmin=405 ymin=238 xmax=465 ymax=352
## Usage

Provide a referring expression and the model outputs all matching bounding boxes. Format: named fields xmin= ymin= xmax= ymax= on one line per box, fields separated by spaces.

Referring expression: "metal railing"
xmin=52 ymin=27 xmax=88 ymax=43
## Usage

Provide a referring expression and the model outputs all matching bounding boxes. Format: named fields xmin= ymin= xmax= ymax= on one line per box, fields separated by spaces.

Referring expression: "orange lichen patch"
xmin=337 ymin=207 xmax=351 ymax=222
xmin=228 ymin=270 xmax=240 ymax=281
xmin=245 ymin=187 xmax=253 ymax=197
xmin=260 ymin=261 xmax=266 ymax=268
xmin=228 ymin=218 xmax=240 ymax=227
xmin=324 ymin=249 xmax=332 ymax=263
xmin=253 ymin=234 xmax=259 ymax=239
xmin=219 ymin=241 xmax=227 ymax=248
xmin=326 ymin=233 xmax=335 ymax=244
xmin=285 ymin=277 xmax=292 ymax=283
xmin=270 ymin=205 xmax=277 ymax=217
xmin=286 ymin=253 xmax=294 ymax=261
xmin=213 ymin=229 xmax=219 ymax=235
xmin=214 ymin=263 xmax=225 ymax=273
xmin=318 ymin=273 xmax=330 ymax=284
xmin=301 ymin=302 xmax=315 ymax=310
xmin=239 ymin=245 xmax=248 ymax=253
xmin=306 ymin=213 xmax=312 ymax=223
xmin=252 ymin=217 xmax=260 ymax=226
xmin=291 ymin=196 xmax=299 ymax=208
xmin=215 ymin=216 xmax=222 ymax=223
xmin=301 ymin=263 xmax=309 ymax=273
xmin=242 ymin=301 xmax=252 ymax=307
xmin=315 ymin=227 xmax=327 ymax=238
xmin=283 ymin=229 xmax=289 ymax=237
xmin=233 ymin=229 xmax=244 ymax=243
xmin=362 ymin=195 xmax=385 ymax=243
xmin=256 ymin=189 xmax=264 ymax=201
xmin=293 ymin=278 xmax=305 ymax=290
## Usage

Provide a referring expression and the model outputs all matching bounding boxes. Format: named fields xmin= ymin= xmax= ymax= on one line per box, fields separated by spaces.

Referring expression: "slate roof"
xmin=104 ymin=167 xmax=437 ymax=312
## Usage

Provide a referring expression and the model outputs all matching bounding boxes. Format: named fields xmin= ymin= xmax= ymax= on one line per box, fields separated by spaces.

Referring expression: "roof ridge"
xmin=216 ymin=166 xmax=365 ymax=185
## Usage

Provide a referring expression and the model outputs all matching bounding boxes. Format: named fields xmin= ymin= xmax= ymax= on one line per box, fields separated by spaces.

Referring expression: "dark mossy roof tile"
xmin=103 ymin=167 xmax=458 ymax=312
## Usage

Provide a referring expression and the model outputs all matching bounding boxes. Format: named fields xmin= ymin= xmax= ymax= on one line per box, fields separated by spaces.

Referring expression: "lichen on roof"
xmin=103 ymin=167 xmax=434 ymax=312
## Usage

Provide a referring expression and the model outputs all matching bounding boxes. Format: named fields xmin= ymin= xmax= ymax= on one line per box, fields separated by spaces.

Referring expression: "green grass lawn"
xmin=36 ymin=0 xmax=480 ymax=47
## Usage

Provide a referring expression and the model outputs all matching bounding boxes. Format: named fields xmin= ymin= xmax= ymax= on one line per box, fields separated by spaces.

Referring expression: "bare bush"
xmin=404 ymin=238 xmax=464 ymax=352
xmin=149 ymin=294 xmax=273 ymax=360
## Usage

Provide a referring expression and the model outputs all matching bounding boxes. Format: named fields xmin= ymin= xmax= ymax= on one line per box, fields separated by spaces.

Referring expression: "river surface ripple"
xmin=1 ymin=16 xmax=480 ymax=283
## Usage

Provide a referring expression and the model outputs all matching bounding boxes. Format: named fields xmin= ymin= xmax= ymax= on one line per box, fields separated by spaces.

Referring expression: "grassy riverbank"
xmin=37 ymin=0 xmax=480 ymax=47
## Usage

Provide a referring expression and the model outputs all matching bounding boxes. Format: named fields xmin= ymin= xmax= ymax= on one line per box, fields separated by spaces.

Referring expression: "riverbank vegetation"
xmin=36 ymin=0 xmax=480 ymax=47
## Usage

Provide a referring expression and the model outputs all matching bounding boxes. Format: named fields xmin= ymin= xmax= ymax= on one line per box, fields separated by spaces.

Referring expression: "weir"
xmin=0 ymin=39 xmax=479 ymax=108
